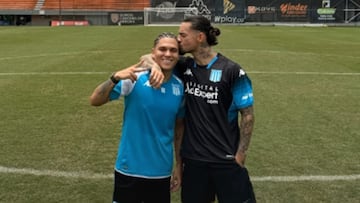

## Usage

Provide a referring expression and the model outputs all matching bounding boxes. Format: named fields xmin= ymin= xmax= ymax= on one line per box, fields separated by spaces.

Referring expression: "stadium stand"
xmin=0 ymin=0 xmax=150 ymax=11
xmin=42 ymin=0 xmax=149 ymax=10
xmin=0 ymin=0 xmax=37 ymax=10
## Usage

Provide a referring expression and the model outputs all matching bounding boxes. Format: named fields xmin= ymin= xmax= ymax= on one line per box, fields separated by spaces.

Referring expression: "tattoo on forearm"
xmin=239 ymin=106 xmax=255 ymax=152
xmin=97 ymin=80 xmax=113 ymax=97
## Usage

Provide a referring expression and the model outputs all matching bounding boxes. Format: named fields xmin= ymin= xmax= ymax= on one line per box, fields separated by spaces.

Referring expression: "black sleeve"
xmin=174 ymin=56 xmax=188 ymax=79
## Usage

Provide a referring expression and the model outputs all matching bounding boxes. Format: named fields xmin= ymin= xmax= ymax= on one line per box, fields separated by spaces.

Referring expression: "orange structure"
xmin=43 ymin=0 xmax=150 ymax=10
xmin=0 ymin=0 xmax=150 ymax=11
xmin=0 ymin=0 xmax=37 ymax=10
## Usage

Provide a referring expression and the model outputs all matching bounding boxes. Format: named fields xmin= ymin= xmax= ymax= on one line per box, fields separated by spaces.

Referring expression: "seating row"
xmin=0 ymin=0 xmax=150 ymax=10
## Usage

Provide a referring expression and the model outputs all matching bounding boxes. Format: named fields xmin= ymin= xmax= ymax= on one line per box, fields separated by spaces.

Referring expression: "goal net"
xmin=144 ymin=7 xmax=199 ymax=26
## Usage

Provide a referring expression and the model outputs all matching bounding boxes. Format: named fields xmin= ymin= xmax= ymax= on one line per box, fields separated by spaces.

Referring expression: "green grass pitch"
xmin=0 ymin=25 xmax=359 ymax=202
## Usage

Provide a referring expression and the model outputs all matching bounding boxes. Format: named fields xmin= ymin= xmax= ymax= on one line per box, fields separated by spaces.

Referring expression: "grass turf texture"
xmin=0 ymin=26 xmax=359 ymax=202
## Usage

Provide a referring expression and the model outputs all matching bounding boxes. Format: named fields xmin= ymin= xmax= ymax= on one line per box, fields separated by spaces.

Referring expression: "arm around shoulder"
xmin=140 ymin=54 xmax=164 ymax=88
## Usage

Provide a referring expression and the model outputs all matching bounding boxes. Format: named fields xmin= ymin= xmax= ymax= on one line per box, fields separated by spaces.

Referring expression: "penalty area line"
xmin=1 ymin=166 xmax=360 ymax=182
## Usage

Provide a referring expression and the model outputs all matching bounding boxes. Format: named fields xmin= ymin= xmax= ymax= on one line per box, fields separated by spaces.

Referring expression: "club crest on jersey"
xmin=172 ymin=84 xmax=181 ymax=96
xmin=209 ymin=69 xmax=222 ymax=82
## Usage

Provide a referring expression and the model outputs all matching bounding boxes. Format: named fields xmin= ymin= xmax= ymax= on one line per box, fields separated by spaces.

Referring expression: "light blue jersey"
xmin=109 ymin=71 xmax=184 ymax=179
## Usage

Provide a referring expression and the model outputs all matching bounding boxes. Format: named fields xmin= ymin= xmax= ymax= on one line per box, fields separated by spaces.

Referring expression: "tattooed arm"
xmin=235 ymin=106 xmax=255 ymax=166
xmin=90 ymin=79 xmax=115 ymax=106
xmin=90 ymin=80 xmax=115 ymax=106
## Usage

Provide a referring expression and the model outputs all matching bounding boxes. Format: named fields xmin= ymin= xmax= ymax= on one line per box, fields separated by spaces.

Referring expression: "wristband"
xmin=110 ymin=74 xmax=120 ymax=84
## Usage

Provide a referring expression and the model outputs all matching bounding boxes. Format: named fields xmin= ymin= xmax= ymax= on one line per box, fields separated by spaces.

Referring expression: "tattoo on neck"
xmin=199 ymin=51 xmax=211 ymax=60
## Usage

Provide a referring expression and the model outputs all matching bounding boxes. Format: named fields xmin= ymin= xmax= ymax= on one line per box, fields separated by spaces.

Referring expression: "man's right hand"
xmin=149 ymin=67 xmax=164 ymax=88
xmin=140 ymin=54 xmax=164 ymax=88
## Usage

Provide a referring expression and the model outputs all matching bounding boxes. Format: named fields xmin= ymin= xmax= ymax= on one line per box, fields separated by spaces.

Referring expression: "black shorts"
xmin=112 ymin=170 xmax=171 ymax=203
xmin=181 ymin=159 xmax=256 ymax=203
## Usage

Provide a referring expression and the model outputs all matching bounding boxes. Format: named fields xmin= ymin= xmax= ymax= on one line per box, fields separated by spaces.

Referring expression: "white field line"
xmin=0 ymin=71 xmax=359 ymax=76
xmin=0 ymin=166 xmax=112 ymax=179
xmin=0 ymin=50 xmax=119 ymax=61
xmin=251 ymin=175 xmax=360 ymax=182
xmin=0 ymin=49 xmax=359 ymax=61
xmin=248 ymin=71 xmax=360 ymax=76
xmin=216 ymin=48 xmax=360 ymax=59
xmin=0 ymin=52 xmax=82 ymax=61
xmin=0 ymin=72 xmax=109 ymax=76
xmin=1 ymin=166 xmax=360 ymax=182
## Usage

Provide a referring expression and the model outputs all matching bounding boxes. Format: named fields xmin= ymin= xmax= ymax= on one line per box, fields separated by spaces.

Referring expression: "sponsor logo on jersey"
xmin=209 ymin=69 xmax=222 ymax=82
xmin=185 ymin=81 xmax=219 ymax=104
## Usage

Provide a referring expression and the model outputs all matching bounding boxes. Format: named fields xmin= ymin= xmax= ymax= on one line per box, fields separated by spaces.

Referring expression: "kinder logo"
xmin=280 ymin=3 xmax=308 ymax=16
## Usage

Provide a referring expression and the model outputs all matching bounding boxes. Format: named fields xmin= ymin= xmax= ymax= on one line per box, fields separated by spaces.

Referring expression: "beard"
xmin=179 ymin=46 xmax=187 ymax=56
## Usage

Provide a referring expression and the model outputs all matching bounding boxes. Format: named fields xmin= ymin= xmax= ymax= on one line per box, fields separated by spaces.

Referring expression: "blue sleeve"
xmin=109 ymin=79 xmax=136 ymax=101
xmin=109 ymin=82 xmax=121 ymax=101
xmin=232 ymin=75 xmax=254 ymax=109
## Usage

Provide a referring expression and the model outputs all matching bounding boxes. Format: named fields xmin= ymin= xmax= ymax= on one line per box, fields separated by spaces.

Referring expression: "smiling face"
xmin=151 ymin=37 xmax=179 ymax=71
